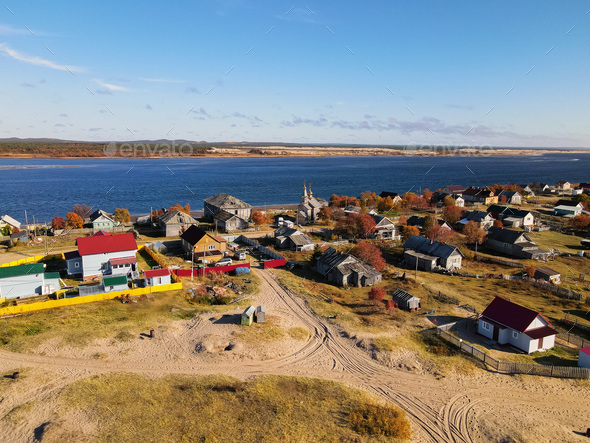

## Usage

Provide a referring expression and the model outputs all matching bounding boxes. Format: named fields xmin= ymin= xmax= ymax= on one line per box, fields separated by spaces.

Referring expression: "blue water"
xmin=0 ymin=153 xmax=588 ymax=222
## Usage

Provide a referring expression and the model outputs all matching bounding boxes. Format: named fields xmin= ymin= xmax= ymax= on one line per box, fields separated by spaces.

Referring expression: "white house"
xmin=144 ymin=268 xmax=172 ymax=286
xmin=65 ymin=231 xmax=138 ymax=280
xmin=0 ymin=263 xmax=61 ymax=300
xmin=478 ymin=297 xmax=557 ymax=353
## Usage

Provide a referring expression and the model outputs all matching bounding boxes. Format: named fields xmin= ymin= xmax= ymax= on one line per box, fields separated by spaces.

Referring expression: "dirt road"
xmin=1 ymin=269 xmax=588 ymax=442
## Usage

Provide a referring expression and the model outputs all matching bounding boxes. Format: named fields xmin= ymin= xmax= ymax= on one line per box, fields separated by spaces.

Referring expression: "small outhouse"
xmin=241 ymin=306 xmax=255 ymax=326
xmin=391 ymin=288 xmax=421 ymax=311
xmin=255 ymin=305 xmax=266 ymax=323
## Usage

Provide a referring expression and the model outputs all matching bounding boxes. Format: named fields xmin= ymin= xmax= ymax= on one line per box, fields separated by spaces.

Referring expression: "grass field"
xmin=45 ymin=374 xmax=411 ymax=442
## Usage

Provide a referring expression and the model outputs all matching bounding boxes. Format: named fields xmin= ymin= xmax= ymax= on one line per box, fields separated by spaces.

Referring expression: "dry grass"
xmin=0 ymin=291 xmax=222 ymax=352
xmin=288 ymin=327 xmax=309 ymax=341
xmin=49 ymin=374 xmax=407 ymax=442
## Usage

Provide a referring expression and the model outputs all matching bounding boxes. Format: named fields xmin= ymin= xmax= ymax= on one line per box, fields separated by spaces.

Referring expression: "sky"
xmin=0 ymin=1 xmax=589 ymax=147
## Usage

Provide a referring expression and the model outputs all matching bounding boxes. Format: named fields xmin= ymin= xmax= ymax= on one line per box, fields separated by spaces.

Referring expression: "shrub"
xmin=349 ymin=403 xmax=411 ymax=439
xmin=368 ymin=287 xmax=385 ymax=302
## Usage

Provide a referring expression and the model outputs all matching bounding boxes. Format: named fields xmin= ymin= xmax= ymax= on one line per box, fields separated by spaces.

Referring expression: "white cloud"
xmin=0 ymin=43 xmax=83 ymax=72
xmin=94 ymin=79 xmax=129 ymax=91
xmin=0 ymin=24 xmax=30 ymax=35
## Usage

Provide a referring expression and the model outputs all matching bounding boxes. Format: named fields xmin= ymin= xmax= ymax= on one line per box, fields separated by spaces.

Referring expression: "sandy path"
xmin=1 ymin=269 xmax=589 ymax=442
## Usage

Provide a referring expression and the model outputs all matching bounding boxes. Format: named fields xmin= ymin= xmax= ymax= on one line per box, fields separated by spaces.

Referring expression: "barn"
xmin=391 ymin=289 xmax=421 ymax=311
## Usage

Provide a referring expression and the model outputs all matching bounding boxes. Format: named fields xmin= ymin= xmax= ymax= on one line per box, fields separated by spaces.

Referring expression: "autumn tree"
xmin=331 ymin=207 xmax=346 ymax=221
xmin=423 ymin=215 xmax=436 ymax=232
xmin=65 ymin=212 xmax=84 ymax=229
xmin=51 ymin=216 xmax=65 ymax=230
xmin=493 ymin=219 xmax=503 ymax=228
xmin=401 ymin=192 xmax=418 ymax=209
xmin=524 ymin=266 xmax=536 ymax=278
xmin=442 ymin=206 xmax=463 ymax=224
xmin=350 ymin=241 xmax=386 ymax=271
xmin=319 ymin=206 xmax=332 ymax=222
xmin=499 ymin=195 xmax=508 ymax=204
xmin=398 ymin=216 xmax=407 ymax=226
xmin=251 ymin=210 xmax=270 ymax=225
xmin=425 ymin=225 xmax=453 ymax=242
xmin=443 ymin=195 xmax=455 ymax=207
xmin=463 ymin=221 xmax=486 ymax=244
xmin=378 ymin=196 xmax=395 ymax=213
xmin=368 ymin=287 xmax=386 ymax=302
xmin=335 ymin=213 xmax=376 ymax=239
xmin=169 ymin=203 xmax=191 ymax=215
xmin=114 ymin=208 xmax=131 ymax=224
xmin=360 ymin=191 xmax=379 ymax=208
xmin=567 ymin=214 xmax=590 ymax=231
xmin=422 ymin=188 xmax=433 ymax=203
xmin=150 ymin=208 xmax=164 ymax=222
xmin=401 ymin=225 xmax=420 ymax=241
xmin=72 ymin=203 xmax=92 ymax=219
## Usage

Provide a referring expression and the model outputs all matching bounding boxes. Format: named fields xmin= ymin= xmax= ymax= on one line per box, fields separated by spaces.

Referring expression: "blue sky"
xmin=0 ymin=1 xmax=588 ymax=147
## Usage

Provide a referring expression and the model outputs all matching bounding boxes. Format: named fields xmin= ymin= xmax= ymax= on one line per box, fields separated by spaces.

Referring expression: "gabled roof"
xmin=1 ymin=215 xmax=21 ymax=228
xmin=534 ymin=266 xmax=560 ymax=277
xmin=180 ymin=225 xmax=224 ymax=246
xmin=0 ymin=263 xmax=44 ymax=279
xmin=497 ymin=190 xmax=521 ymax=198
xmin=403 ymin=235 xmax=462 ymax=259
xmin=144 ymin=268 xmax=171 ymax=278
xmin=554 ymin=199 xmax=583 ymax=208
xmin=480 ymin=297 xmax=554 ymax=334
xmin=379 ymin=191 xmax=400 ymax=199
xmin=444 ymin=185 xmax=465 ymax=193
xmin=64 ymin=250 xmax=80 ymax=260
xmin=76 ymin=232 xmax=137 ymax=256
xmin=89 ymin=209 xmax=114 ymax=223
xmin=204 ymin=193 xmax=252 ymax=209
xmin=158 ymin=209 xmax=198 ymax=225
xmin=243 ymin=305 xmax=255 ymax=317
xmin=102 ymin=275 xmax=128 ymax=286
xmin=463 ymin=187 xmax=494 ymax=197
xmin=371 ymin=214 xmax=395 ymax=227
xmin=213 ymin=209 xmax=243 ymax=222
xmin=109 ymin=256 xmax=137 ymax=266
xmin=318 ymin=247 xmax=381 ymax=278
xmin=462 ymin=211 xmax=493 ymax=222
xmin=486 ymin=205 xmax=532 ymax=218
xmin=406 ymin=216 xmax=449 ymax=228
xmin=486 ymin=227 xmax=528 ymax=244
xmin=391 ymin=288 xmax=419 ymax=302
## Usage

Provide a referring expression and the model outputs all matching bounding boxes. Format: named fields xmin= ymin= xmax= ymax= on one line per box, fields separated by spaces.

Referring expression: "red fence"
xmin=263 ymin=258 xmax=286 ymax=269
xmin=173 ymin=263 xmax=250 ymax=278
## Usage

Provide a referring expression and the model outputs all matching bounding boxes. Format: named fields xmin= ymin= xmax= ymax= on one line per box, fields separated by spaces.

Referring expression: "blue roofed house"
xmin=0 ymin=263 xmax=61 ymax=300
xmin=403 ymin=235 xmax=463 ymax=271
xmin=486 ymin=205 xmax=535 ymax=228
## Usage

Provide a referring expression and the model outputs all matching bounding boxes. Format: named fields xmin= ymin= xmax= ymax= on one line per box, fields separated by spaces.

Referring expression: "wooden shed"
xmin=255 ymin=305 xmax=266 ymax=323
xmin=391 ymin=288 xmax=421 ymax=312
xmin=241 ymin=306 xmax=255 ymax=326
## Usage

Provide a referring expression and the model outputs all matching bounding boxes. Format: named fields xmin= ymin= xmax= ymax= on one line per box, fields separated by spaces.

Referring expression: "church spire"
xmin=308 ymin=183 xmax=313 ymax=198
xmin=302 ymin=180 xmax=308 ymax=199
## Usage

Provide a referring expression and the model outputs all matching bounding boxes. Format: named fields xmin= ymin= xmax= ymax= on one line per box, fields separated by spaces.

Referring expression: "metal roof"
xmin=0 ymin=263 xmax=44 ymax=279
xmin=391 ymin=288 xmax=419 ymax=302
xmin=102 ymin=275 xmax=128 ymax=286
xmin=480 ymin=297 xmax=553 ymax=333
xmin=486 ymin=227 xmax=529 ymax=244
xmin=76 ymin=232 xmax=137 ymax=256
xmin=403 ymin=235 xmax=462 ymax=260
xmin=144 ymin=268 xmax=171 ymax=278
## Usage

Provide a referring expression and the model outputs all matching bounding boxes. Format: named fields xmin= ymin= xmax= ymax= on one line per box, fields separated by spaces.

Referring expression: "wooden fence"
xmin=474 ymin=254 xmax=524 ymax=269
xmin=436 ymin=327 xmax=590 ymax=379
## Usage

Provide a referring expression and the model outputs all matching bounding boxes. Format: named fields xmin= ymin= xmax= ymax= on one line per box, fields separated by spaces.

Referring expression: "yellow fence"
xmin=0 ymin=255 xmax=46 ymax=268
xmin=0 ymin=282 xmax=182 ymax=317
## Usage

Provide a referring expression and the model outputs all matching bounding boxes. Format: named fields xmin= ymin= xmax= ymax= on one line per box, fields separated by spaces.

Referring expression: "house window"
xmin=512 ymin=331 xmax=519 ymax=339
xmin=208 ymin=245 xmax=215 ymax=250
xmin=481 ymin=321 xmax=490 ymax=331
xmin=75 ymin=262 xmax=79 ymax=268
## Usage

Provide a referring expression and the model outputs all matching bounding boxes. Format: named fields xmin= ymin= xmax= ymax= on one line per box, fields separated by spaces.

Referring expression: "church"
xmin=297 ymin=182 xmax=328 ymax=225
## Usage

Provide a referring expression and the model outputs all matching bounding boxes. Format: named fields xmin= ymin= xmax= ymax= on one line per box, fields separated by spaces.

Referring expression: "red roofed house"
xmin=144 ymin=268 xmax=172 ymax=287
xmin=65 ymin=231 xmax=138 ymax=280
xmin=478 ymin=297 xmax=557 ymax=353
xmin=579 ymin=347 xmax=590 ymax=369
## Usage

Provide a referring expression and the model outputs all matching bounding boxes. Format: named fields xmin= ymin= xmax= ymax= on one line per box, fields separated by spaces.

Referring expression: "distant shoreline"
xmin=0 ymin=146 xmax=589 ymax=160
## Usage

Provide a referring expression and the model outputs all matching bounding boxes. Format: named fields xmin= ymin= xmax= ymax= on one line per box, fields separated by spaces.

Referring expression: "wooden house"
xmin=255 ymin=305 xmax=266 ymax=323
xmin=406 ymin=216 xmax=452 ymax=231
xmin=391 ymin=289 xmax=421 ymax=311
xmin=555 ymin=181 xmax=571 ymax=191
xmin=89 ymin=210 xmax=115 ymax=230
xmin=403 ymin=235 xmax=463 ymax=271
xmin=478 ymin=297 xmax=557 ymax=353
xmin=441 ymin=185 xmax=465 ymax=195
xmin=213 ymin=210 xmax=250 ymax=232
xmin=158 ymin=209 xmax=199 ymax=237
xmin=180 ymin=225 xmax=227 ymax=262
xmin=554 ymin=200 xmax=584 ymax=217
xmin=486 ymin=205 xmax=534 ymax=228
xmin=204 ymin=193 xmax=252 ymax=223
xmin=65 ymin=232 xmax=138 ymax=280
xmin=0 ymin=214 xmax=21 ymax=233
xmin=486 ymin=227 xmax=548 ymax=260
xmin=241 ymin=306 xmax=255 ymax=326
xmin=462 ymin=187 xmax=498 ymax=205
xmin=274 ymin=226 xmax=314 ymax=251
xmin=144 ymin=268 xmax=172 ymax=286
xmin=458 ymin=211 xmax=495 ymax=231
xmin=370 ymin=214 xmax=400 ymax=240
xmin=534 ymin=266 xmax=561 ymax=284
xmin=316 ymin=247 xmax=382 ymax=287
xmin=497 ymin=191 xmax=522 ymax=205
xmin=378 ymin=191 xmax=402 ymax=203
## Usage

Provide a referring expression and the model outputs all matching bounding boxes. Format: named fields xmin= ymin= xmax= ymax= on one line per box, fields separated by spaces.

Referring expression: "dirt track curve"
xmin=1 ymin=269 xmax=587 ymax=442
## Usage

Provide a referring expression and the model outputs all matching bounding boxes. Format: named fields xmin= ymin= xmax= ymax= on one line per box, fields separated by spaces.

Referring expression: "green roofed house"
xmin=0 ymin=263 xmax=61 ymax=300
xmin=102 ymin=275 xmax=129 ymax=292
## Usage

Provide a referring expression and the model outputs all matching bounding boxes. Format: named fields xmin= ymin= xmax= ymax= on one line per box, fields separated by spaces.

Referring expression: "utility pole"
xmin=415 ymin=256 xmax=418 ymax=281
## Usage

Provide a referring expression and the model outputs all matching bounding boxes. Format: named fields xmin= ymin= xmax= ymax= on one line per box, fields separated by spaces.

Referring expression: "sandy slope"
xmin=1 ymin=269 xmax=589 ymax=442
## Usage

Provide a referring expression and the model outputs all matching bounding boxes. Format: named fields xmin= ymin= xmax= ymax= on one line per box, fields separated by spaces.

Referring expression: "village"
xmin=1 ymin=179 xmax=590 ymax=441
